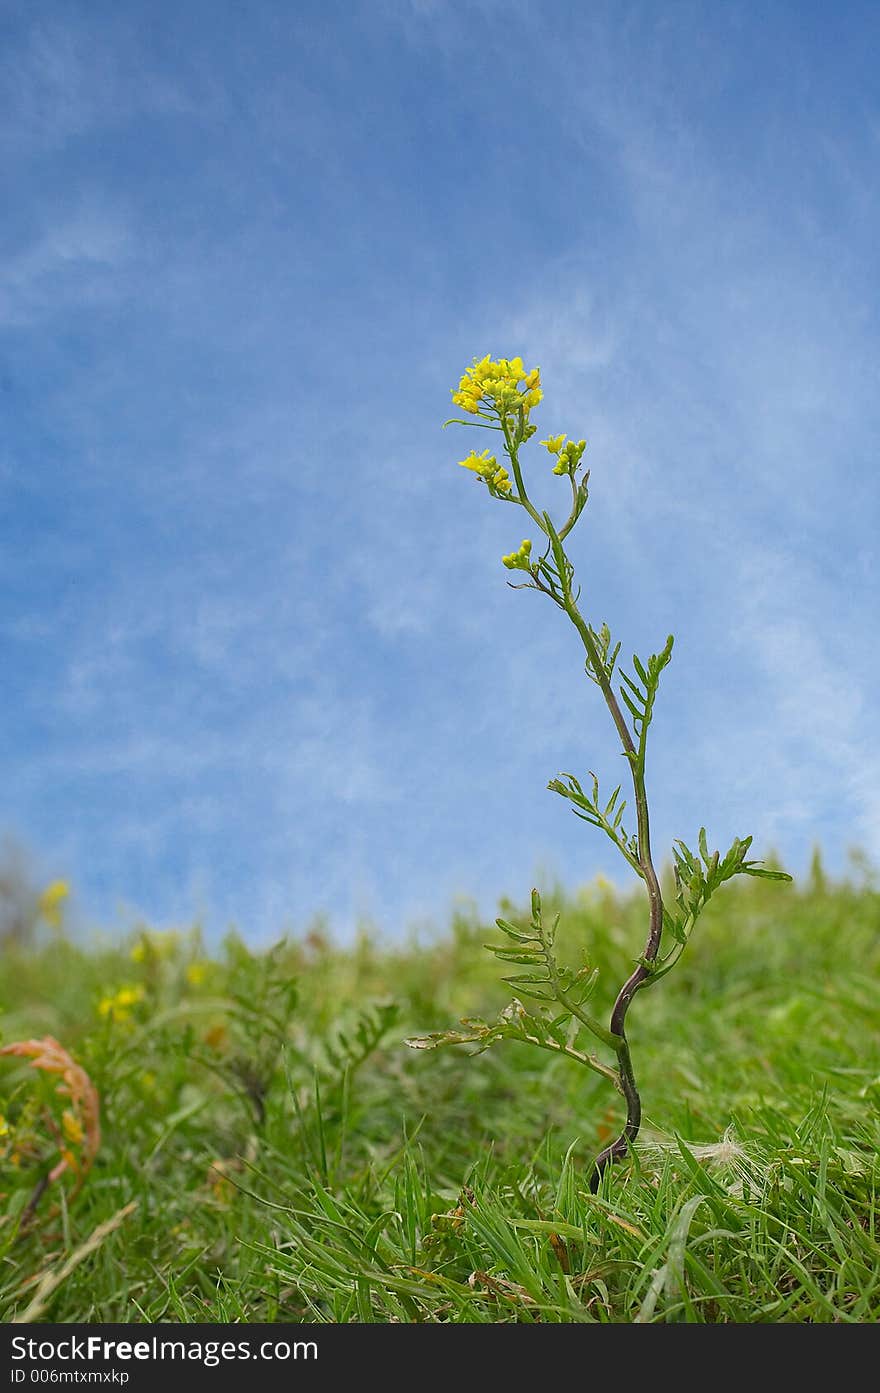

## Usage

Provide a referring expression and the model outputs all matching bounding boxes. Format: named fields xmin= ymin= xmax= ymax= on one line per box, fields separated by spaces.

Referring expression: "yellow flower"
xmin=97 ymin=983 xmax=145 ymax=1024
xmin=459 ymin=450 xmax=512 ymax=495
xmin=116 ymin=986 xmax=144 ymax=1009
xmin=61 ymin=1109 xmax=84 ymax=1145
xmin=459 ymin=448 xmax=497 ymax=478
xmin=38 ymin=880 xmax=69 ymax=929
xmin=451 ymin=355 xmax=542 ymax=419
xmin=541 ymin=434 xmax=566 ymax=455
xmin=0 ymin=1115 xmax=8 ymax=1137
xmin=186 ymin=961 xmax=208 ymax=987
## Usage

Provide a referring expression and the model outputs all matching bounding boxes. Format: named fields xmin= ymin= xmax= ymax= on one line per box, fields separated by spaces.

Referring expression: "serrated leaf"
xmin=664 ymin=915 xmax=687 ymax=946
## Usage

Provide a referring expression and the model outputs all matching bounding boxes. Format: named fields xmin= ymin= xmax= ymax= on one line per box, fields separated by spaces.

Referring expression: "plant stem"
xmin=503 ymin=419 xmax=547 ymax=533
xmin=502 ymin=425 xmax=665 ymax=1186
xmin=561 ymin=593 xmax=665 ymax=1191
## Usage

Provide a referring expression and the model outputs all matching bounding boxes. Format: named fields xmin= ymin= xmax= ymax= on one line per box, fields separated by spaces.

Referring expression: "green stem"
xmin=556 ymin=990 xmax=623 ymax=1053
xmin=547 ymin=532 xmax=665 ymax=1189
xmin=557 ymin=472 xmax=581 ymax=542
xmin=501 ymin=417 xmax=546 ymax=533
xmin=516 ymin=1032 xmax=622 ymax=1089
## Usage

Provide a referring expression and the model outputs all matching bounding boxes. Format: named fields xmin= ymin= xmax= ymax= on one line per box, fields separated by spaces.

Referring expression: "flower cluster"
xmin=449 ymin=355 xmax=589 ymax=571
xmin=501 ymin=539 xmax=534 ymax=572
xmin=97 ymin=983 xmax=145 ymax=1025
xmin=541 ymin=434 xmax=587 ymax=476
xmin=452 ymin=355 xmax=542 ymax=418
xmin=459 ymin=448 xmax=512 ymax=495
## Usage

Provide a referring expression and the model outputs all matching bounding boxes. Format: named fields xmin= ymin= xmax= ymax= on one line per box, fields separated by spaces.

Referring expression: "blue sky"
xmin=2 ymin=0 xmax=878 ymax=941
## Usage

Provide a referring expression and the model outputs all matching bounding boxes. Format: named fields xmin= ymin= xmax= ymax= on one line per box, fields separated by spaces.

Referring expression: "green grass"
xmin=1 ymin=865 xmax=878 ymax=1323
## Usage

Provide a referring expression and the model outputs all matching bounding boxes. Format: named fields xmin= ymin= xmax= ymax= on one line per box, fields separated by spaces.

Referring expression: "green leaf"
xmin=698 ymin=827 xmax=710 ymax=866
xmin=495 ymin=918 xmax=539 ymax=943
xmin=663 ymin=915 xmax=688 ymax=946
xmin=673 ymin=840 xmax=697 ymax=873
xmin=741 ymin=866 xmax=793 ymax=881
xmin=502 ymin=981 xmax=556 ymax=1002
xmin=486 ymin=947 xmax=543 ymax=964
xmin=619 ymin=688 xmax=644 ymax=724
xmin=619 ymin=670 xmax=646 ymax=703
xmin=571 ymin=966 xmax=600 ymax=1000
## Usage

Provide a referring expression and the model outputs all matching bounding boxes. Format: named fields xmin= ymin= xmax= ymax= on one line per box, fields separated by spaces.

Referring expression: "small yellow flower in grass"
xmin=501 ymin=539 xmax=533 ymax=572
xmin=186 ymin=961 xmax=208 ymax=987
xmin=38 ymin=880 xmax=69 ymax=929
xmin=116 ymin=986 xmax=144 ymax=1009
xmin=0 ymin=1115 xmax=9 ymax=1138
xmin=61 ymin=1109 xmax=84 ymax=1145
xmin=98 ymin=984 xmax=145 ymax=1025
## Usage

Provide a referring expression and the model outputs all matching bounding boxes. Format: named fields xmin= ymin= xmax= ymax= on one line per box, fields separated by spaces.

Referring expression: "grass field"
xmin=1 ymin=861 xmax=878 ymax=1323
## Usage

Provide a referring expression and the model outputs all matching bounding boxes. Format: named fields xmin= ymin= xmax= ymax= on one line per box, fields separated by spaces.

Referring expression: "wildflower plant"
xmin=408 ymin=354 xmax=791 ymax=1191
xmin=0 ymin=1036 xmax=100 ymax=1222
